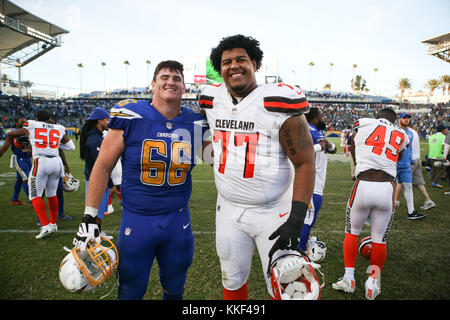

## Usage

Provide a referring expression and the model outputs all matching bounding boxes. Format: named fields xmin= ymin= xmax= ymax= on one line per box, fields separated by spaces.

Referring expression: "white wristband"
xmin=84 ymin=206 xmax=98 ymax=218
xmin=327 ymin=142 xmax=336 ymax=152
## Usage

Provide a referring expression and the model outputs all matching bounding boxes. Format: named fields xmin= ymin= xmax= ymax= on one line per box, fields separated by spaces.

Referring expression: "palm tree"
xmin=323 ymin=83 xmax=331 ymax=90
xmin=124 ymin=60 xmax=130 ymax=90
xmin=308 ymin=61 xmax=314 ymax=91
xmin=439 ymin=75 xmax=450 ymax=95
xmin=397 ymin=78 xmax=411 ymax=102
xmin=329 ymin=62 xmax=334 ymax=90
xmin=425 ymin=79 xmax=441 ymax=97
xmin=77 ymin=63 xmax=84 ymax=93
xmin=373 ymin=68 xmax=379 ymax=95
xmin=101 ymin=62 xmax=107 ymax=93
xmin=146 ymin=60 xmax=151 ymax=85
xmin=352 ymin=64 xmax=358 ymax=92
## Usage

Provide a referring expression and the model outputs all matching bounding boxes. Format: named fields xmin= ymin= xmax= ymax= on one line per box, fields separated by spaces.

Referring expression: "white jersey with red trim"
xmin=353 ymin=117 xmax=408 ymax=178
xmin=25 ymin=120 xmax=66 ymax=158
xmin=199 ymin=83 xmax=309 ymax=208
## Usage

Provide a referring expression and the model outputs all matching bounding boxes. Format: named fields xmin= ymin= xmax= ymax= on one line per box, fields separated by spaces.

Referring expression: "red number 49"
xmin=365 ymin=125 xmax=405 ymax=162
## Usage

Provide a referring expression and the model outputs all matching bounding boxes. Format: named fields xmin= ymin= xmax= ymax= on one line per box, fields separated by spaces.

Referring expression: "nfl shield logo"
xmin=166 ymin=122 xmax=173 ymax=130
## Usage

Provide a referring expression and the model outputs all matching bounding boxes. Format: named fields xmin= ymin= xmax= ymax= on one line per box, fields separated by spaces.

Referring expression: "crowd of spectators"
xmin=0 ymin=94 xmax=448 ymax=140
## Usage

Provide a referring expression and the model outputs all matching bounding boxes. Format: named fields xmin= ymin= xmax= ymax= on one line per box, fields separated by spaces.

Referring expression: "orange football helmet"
xmin=358 ymin=236 xmax=373 ymax=259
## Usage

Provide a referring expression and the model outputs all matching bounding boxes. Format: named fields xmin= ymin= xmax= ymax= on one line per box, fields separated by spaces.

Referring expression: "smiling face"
xmin=151 ymin=67 xmax=185 ymax=103
xmin=220 ymin=47 xmax=257 ymax=98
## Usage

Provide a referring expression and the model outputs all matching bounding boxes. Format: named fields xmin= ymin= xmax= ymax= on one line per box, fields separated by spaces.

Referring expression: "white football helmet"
xmin=63 ymin=173 xmax=80 ymax=192
xmin=307 ymin=236 xmax=327 ymax=263
xmin=269 ymin=250 xmax=324 ymax=300
xmin=59 ymin=237 xmax=118 ymax=293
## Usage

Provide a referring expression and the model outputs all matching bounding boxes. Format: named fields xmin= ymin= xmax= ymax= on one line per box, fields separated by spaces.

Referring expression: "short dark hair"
xmin=377 ymin=107 xmax=397 ymax=123
xmin=210 ymin=34 xmax=264 ymax=74
xmin=36 ymin=110 xmax=50 ymax=122
xmin=306 ymin=107 xmax=321 ymax=122
xmin=152 ymin=60 xmax=184 ymax=82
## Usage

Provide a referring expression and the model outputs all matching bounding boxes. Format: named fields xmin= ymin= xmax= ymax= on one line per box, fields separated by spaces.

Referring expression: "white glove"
xmin=73 ymin=215 xmax=100 ymax=251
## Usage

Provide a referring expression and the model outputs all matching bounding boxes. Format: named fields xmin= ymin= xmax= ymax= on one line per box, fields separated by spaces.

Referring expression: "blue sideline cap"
xmin=399 ymin=112 xmax=411 ymax=118
xmin=89 ymin=107 xmax=110 ymax=120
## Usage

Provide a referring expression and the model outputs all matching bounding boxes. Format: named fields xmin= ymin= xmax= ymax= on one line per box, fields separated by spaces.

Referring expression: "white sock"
xmin=403 ymin=182 xmax=414 ymax=214
xmin=344 ymin=267 xmax=355 ymax=280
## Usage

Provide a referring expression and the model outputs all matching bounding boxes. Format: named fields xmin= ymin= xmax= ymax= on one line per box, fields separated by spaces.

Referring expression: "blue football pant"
xmin=299 ymin=193 xmax=323 ymax=251
xmin=12 ymin=157 xmax=31 ymax=201
xmin=116 ymin=205 xmax=194 ymax=300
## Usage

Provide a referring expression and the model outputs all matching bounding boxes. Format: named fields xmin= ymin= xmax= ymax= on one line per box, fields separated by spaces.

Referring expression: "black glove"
xmin=73 ymin=214 xmax=100 ymax=251
xmin=268 ymin=201 xmax=308 ymax=259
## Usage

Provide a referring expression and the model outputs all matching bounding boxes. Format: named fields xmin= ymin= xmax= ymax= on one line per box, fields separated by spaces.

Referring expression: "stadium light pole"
xmin=352 ymin=64 xmax=358 ymax=93
xmin=374 ymin=67 xmax=378 ymax=95
xmin=146 ymin=60 xmax=151 ymax=86
xmin=329 ymin=62 xmax=334 ymax=90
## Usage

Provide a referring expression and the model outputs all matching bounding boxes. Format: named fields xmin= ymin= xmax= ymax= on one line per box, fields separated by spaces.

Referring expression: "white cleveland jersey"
xmin=199 ymin=83 xmax=309 ymax=208
xmin=353 ymin=117 xmax=408 ymax=178
xmin=25 ymin=120 xmax=66 ymax=158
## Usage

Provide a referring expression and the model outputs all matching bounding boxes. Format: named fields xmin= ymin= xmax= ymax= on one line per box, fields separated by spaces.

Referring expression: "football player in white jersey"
xmin=199 ymin=34 xmax=315 ymax=299
xmin=7 ymin=110 xmax=75 ymax=239
xmin=332 ymin=108 xmax=408 ymax=300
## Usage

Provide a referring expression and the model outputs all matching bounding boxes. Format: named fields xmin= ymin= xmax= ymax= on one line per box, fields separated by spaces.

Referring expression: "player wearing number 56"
xmin=72 ymin=60 xmax=209 ymax=300
xmin=199 ymin=35 xmax=315 ymax=300
xmin=7 ymin=110 xmax=75 ymax=239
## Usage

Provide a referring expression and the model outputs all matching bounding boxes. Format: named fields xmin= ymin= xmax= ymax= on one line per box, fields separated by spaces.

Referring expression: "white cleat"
xmin=100 ymin=231 xmax=113 ymax=240
xmin=107 ymin=204 xmax=114 ymax=215
xmin=35 ymin=224 xmax=53 ymax=239
xmin=50 ymin=223 xmax=58 ymax=232
xmin=332 ymin=277 xmax=355 ymax=293
xmin=365 ymin=277 xmax=381 ymax=300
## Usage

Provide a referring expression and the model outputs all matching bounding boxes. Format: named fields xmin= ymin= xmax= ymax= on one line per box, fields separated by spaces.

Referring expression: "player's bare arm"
xmin=279 ymin=114 xmax=315 ymax=204
xmin=268 ymin=114 xmax=315 ymax=258
xmin=0 ymin=136 xmax=12 ymax=157
xmin=85 ymin=128 xmax=125 ymax=210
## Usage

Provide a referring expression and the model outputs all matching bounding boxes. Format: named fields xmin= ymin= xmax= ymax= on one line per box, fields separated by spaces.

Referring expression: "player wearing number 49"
xmin=332 ymin=108 xmax=408 ymax=300
xmin=72 ymin=60 xmax=209 ymax=300
xmin=7 ymin=110 xmax=76 ymax=239
xmin=199 ymin=34 xmax=315 ymax=300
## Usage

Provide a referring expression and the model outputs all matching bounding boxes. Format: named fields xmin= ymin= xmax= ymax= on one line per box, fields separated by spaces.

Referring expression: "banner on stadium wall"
xmin=181 ymin=56 xmax=206 ymax=84
xmin=206 ymin=58 xmax=223 ymax=84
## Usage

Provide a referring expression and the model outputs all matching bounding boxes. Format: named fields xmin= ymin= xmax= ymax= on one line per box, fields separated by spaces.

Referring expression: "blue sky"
xmin=2 ymin=0 xmax=450 ymax=97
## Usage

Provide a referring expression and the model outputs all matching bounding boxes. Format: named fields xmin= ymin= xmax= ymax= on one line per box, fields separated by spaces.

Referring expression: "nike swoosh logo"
xmin=183 ymin=223 xmax=190 ymax=230
xmin=279 ymin=212 xmax=288 ymax=218
xmin=287 ymin=239 xmax=291 ymax=247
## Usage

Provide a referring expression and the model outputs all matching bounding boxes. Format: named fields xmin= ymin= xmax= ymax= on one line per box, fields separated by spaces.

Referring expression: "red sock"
xmin=108 ymin=193 xmax=112 ymax=205
xmin=48 ymin=196 xmax=59 ymax=224
xmin=369 ymin=242 xmax=386 ymax=279
xmin=223 ymin=283 xmax=248 ymax=300
xmin=116 ymin=189 xmax=121 ymax=200
xmin=343 ymin=233 xmax=358 ymax=268
xmin=31 ymin=197 xmax=49 ymax=226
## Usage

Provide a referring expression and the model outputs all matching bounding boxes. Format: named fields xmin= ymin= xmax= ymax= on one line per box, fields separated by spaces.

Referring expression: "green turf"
xmin=0 ymin=137 xmax=449 ymax=300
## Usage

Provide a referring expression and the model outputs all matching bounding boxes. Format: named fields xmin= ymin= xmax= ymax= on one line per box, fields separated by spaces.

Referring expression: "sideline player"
xmin=7 ymin=110 xmax=76 ymax=239
xmin=0 ymin=117 xmax=31 ymax=205
xmin=299 ymin=107 xmax=336 ymax=253
xmin=332 ymin=108 xmax=408 ymax=300
xmin=199 ymin=34 xmax=315 ymax=299
xmin=73 ymin=60 xmax=209 ymax=300
xmin=394 ymin=113 xmax=425 ymax=220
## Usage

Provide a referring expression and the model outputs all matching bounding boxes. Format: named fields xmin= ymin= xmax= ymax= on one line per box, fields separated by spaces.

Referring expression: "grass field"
xmin=0 ymin=137 xmax=449 ymax=300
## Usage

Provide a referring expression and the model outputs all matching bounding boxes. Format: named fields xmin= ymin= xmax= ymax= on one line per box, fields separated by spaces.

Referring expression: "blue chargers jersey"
xmin=10 ymin=135 xmax=31 ymax=159
xmin=108 ymin=99 xmax=208 ymax=216
xmin=308 ymin=123 xmax=324 ymax=144
xmin=397 ymin=127 xmax=413 ymax=169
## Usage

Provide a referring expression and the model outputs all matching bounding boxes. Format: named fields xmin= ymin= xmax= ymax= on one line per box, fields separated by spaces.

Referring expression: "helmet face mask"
xmin=59 ymin=237 xmax=118 ymax=293
xmin=269 ymin=250 xmax=323 ymax=300
xmin=63 ymin=173 xmax=80 ymax=192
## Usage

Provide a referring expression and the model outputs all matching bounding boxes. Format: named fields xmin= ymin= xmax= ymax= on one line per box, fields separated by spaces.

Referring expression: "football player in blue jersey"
xmin=299 ymin=108 xmax=336 ymax=255
xmin=73 ymin=60 xmax=209 ymax=300
xmin=0 ymin=117 xmax=32 ymax=205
